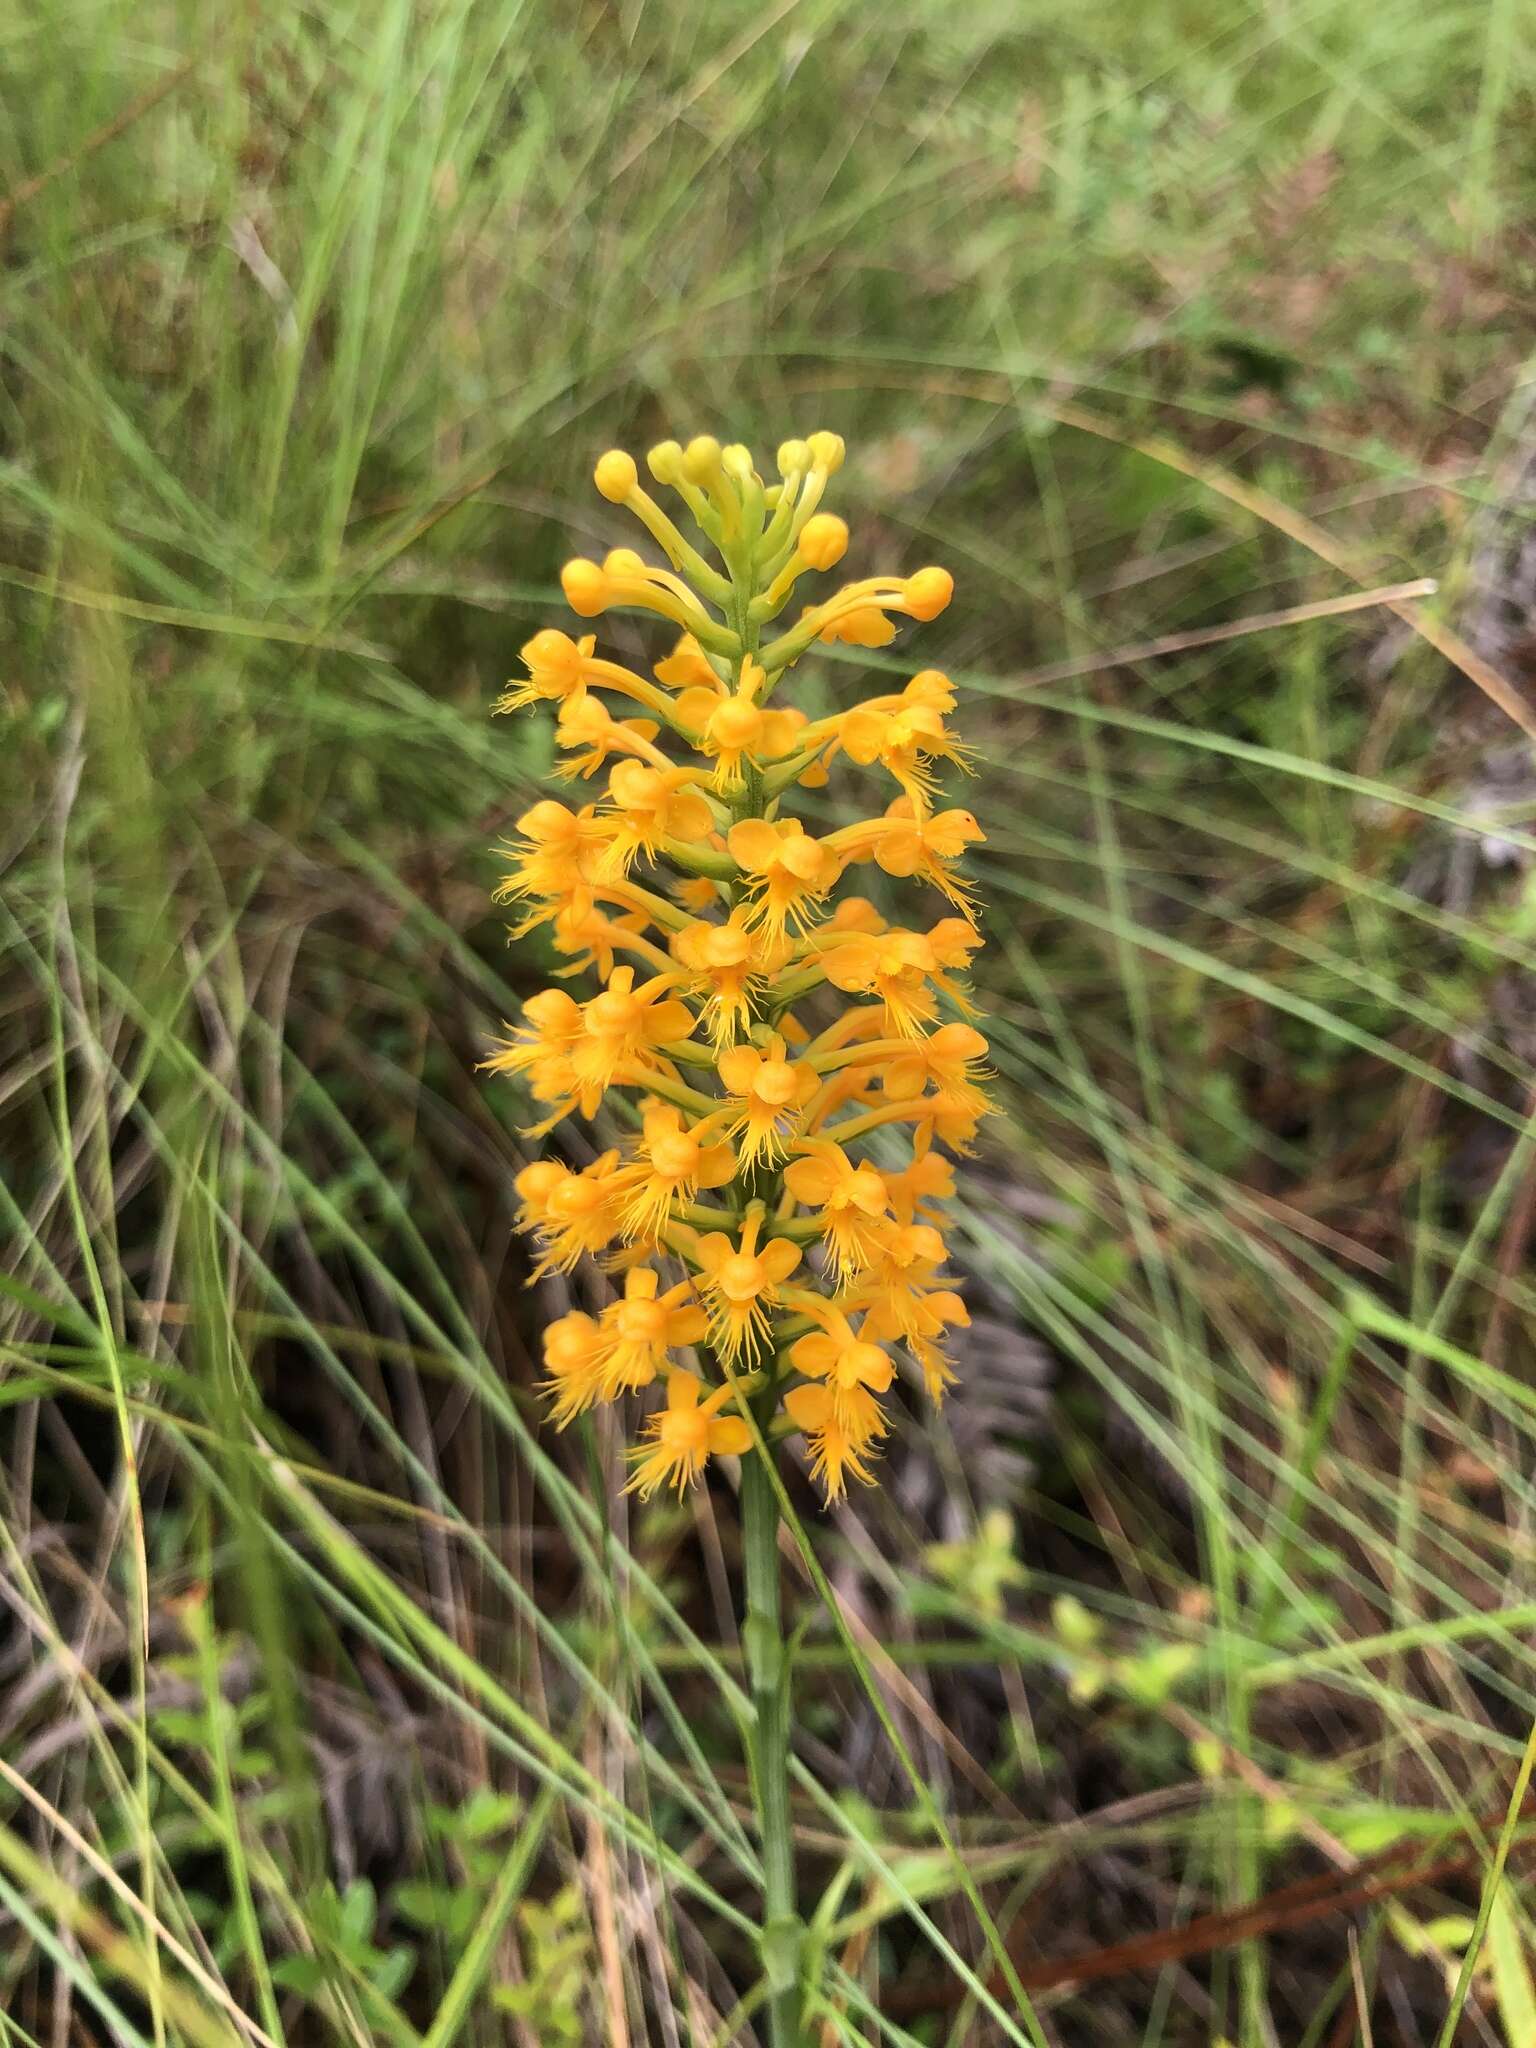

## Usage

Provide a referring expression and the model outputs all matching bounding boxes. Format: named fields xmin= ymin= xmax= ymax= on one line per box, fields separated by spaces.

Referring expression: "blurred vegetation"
xmin=6 ymin=0 xmax=1536 ymax=2041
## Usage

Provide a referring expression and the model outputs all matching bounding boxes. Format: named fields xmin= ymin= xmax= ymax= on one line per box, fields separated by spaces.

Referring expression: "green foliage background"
xmin=6 ymin=1 xmax=1536 ymax=2041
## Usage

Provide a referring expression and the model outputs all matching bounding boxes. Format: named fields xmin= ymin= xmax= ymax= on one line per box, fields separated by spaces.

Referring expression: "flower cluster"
xmin=486 ymin=433 xmax=990 ymax=1502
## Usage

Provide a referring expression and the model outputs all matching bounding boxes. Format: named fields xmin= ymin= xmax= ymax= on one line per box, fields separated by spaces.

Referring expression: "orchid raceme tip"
xmin=485 ymin=430 xmax=991 ymax=1502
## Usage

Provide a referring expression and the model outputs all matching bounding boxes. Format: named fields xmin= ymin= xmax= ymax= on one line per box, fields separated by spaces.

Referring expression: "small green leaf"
xmin=1118 ymin=1644 xmax=1197 ymax=1706
xmin=458 ymin=1788 xmax=523 ymax=1839
xmin=372 ymin=1946 xmax=416 ymax=2001
xmin=393 ymin=1880 xmax=453 ymax=1931
xmin=271 ymin=1954 xmax=326 ymax=1996
xmin=1051 ymin=1594 xmax=1100 ymax=1652
xmin=339 ymin=1878 xmax=377 ymax=1950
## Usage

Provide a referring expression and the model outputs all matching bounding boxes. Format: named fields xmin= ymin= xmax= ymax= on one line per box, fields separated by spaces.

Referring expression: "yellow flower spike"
xmin=626 ymin=1371 xmax=752 ymax=1498
xmin=487 ymin=424 xmax=992 ymax=1509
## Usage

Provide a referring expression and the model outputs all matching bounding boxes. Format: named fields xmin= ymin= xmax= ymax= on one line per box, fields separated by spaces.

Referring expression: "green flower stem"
xmin=740 ymin=1428 xmax=804 ymax=2045
xmin=724 ymin=499 xmax=804 ymax=2044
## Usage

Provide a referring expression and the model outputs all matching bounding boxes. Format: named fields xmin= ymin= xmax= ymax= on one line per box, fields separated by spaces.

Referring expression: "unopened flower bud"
xmin=797 ymin=513 xmax=848 ymax=571
xmin=560 ymin=559 xmax=609 ymax=616
xmin=903 ymin=567 xmax=953 ymax=620
xmin=647 ymin=439 xmax=683 ymax=483
xmin=594 ymin=449 xmax=637 ymax=502
xmin=682 ymin=435 xmax=723 ymax=484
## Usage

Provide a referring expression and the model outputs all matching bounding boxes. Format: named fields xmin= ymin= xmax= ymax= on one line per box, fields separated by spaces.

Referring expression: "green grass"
xmin=6 ymin=0 xmax=1536 ymax=2040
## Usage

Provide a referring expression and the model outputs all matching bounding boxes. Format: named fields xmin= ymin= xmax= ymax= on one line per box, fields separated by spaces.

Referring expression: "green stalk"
xmin=740 ymin=1430 xmax=803 ymax=2046
xmin=721 ymin=473 xmax=803 ymax=2041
